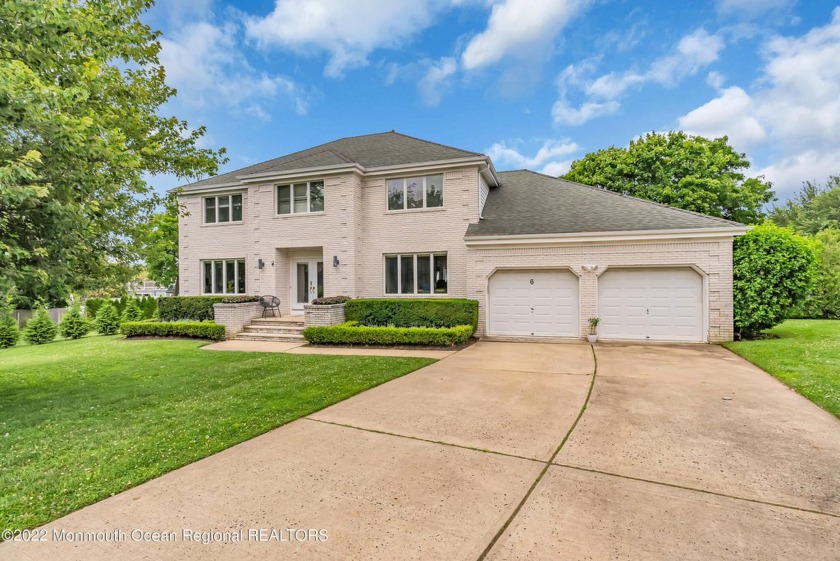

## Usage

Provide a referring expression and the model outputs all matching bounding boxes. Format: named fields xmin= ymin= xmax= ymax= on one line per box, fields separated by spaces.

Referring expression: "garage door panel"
xmin=598 ymin=268 xmax=703 ymax=342
xmin=489 ymin=270 xmax=579 ymax=337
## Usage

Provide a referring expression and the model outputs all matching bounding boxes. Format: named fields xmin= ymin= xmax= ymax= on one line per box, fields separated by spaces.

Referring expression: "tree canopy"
xmin=770 ymin=176 xmax=840 ymax=235
xmin=563 ymin=131 xmax=774 ymax=224
xmin=136 ymin=192 xmax=181 ymax=289
xmin=0 ymin=0 xmax=225 ymax=306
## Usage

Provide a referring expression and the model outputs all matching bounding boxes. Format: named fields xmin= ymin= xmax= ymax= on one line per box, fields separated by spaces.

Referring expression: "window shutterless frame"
xmin=201 ymin=259 xmax=246 ymax=294
xmin=202 ymin=193 xmax=243 ymax=224
xmin=386 ymin=174 xmax=444 ymax=211
xmin=276 ymin=180 xmax=325 ymax=215
xmin=383 ymin=253 xmax=447 ymax=295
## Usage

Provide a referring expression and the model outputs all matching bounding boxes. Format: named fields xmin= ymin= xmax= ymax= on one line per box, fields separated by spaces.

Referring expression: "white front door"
xmin=597 ymin=267 xmax=704 ymax=342
xmin=291 ymin=259 xmax=323 ymax=312
xmin=488 ymin=269 xmax=579 ymax=337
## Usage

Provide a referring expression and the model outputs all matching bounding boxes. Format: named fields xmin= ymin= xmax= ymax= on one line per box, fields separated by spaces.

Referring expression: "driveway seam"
xmin=303 ymin=417 xmax=546 ymax=464
xmin=475 ymin=344 xmax=599 ymax=561
xmin=552 ymin=463 xmax=840 ymax=519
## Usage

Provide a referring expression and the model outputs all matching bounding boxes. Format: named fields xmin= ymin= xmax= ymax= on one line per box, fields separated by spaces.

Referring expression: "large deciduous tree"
xmin=563 ymin=131 xmax=774 ymax=224
xmin=136 ymin=191 xmax=182 ymax=289
xmin=770 ymin=176 xmax=840 ymax=235
xmin=0 ymin=0 xmax=225 ymax=306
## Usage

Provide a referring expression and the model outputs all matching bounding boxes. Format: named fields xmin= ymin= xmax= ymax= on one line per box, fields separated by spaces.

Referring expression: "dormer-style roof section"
xmin=466 ymin=170 xmax=747 ymax=241
xmin=179 ymin=131 xmax=492 ymax=192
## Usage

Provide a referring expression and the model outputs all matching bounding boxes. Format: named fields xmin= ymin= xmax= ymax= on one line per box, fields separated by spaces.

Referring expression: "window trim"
xmin=201 ymin=258 xmax=247 ymax=295
xmin=202 ymin=193 xmax=244 ymax=224
xmin=386 ymin=174 xmax=444 ymax=211
xmin=276 ymin=179 xmax=325 ymax=215
xmin=383 ymin=253 xmax=448 ymax=296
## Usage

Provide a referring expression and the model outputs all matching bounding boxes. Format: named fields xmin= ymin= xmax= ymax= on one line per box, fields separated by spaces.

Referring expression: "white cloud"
xmin=552 ymin=99 xmax=619 ymax=126
xmin=587 ymin=29 xmax=724 ymax=99
xmin=716 ymin=0 xmax=795 ymax=18
xmin=706 ymin=70 xmax=726 ymax=89
xmin=418 ymin=57 xmax=458 ymax=106
xmin=461 ymin=0 xmax=591 ymax=70
xmin=160 ymin=21 xmax=311 ymax=119
xmin=677 ymin=8 xmax=840 ymax=196
xmin=245 ymin=0 xmax=449 ymax=78
xmin=487 ymin=138 xmax=580 ymax=175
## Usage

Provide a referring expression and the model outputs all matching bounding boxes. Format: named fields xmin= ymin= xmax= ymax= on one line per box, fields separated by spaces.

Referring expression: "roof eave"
xmin=464 ymin=226 xmax=751 ymax=247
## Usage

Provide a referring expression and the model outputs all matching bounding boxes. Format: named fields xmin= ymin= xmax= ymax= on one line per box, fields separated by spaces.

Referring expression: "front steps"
xmin=235 ymin=316 xmax=306 ymax=342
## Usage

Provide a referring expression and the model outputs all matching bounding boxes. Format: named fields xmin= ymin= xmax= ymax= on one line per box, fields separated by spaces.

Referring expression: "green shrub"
xmin=344 ymin=298 xmax=478 ymax=331
xmin=139 ymin=296 xmax=158 ymax=319
xmin=120 ymin=321 xmax=226 ymax=341
xmin=303 ymin=321 xmax=473 ymax=347
xmin=94 ymin=302 xmax=120 ymax=335
xmin=84 ymin=298 xmax=106 ymax=319
xmin=157 ymin=295 xmax=259 ymax=321
xmin=121 ymin=299 xmax=143 ymax=322
xmin=792 ymin=228 xmax=840 ymax=319
xmin=734 ymin=223 xmax=819 ymax=338
xmin=0 ymin=307 xmax=19 ymax=349
xmin=311 ymin=295 xmax=351 ymax=305
xmin=23 ymin=308 xmax=58 ymax=345
xmin=58 ymin=305 xmax=89 ymax=340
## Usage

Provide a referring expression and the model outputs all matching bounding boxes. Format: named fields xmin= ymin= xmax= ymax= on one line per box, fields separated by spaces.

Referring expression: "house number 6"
xmin=530 ymin=279 xmax=534 ymax=285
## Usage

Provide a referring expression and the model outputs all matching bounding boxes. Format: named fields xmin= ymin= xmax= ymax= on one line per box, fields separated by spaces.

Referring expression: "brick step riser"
xmin=242 ymin=327 xmax=305 ymax=335
xmin=235 ymin=334 xmax=305 ymax=342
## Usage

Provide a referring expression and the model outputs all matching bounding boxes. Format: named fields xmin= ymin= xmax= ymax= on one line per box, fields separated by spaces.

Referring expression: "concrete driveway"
xmin=5 ymin=342 xmax=840 ymax=560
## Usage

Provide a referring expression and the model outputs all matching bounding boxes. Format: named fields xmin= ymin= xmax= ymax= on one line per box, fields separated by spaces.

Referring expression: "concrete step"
xmin=235 ymin=332 xmax=306 ymax=342
xmin=250 ymin=317 xmax=305 ymax=326
xmin=242 ymin=324 xmax=305 ymax=335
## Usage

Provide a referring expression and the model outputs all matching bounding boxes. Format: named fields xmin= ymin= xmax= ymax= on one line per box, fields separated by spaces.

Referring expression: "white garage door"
xmin=488 ymin=270 xmax=579 ymax=337
xmin=598 ymin=268 xmax=704 ymax=342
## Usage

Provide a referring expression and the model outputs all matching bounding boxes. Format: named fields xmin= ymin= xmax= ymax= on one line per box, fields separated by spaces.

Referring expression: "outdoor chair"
xmin=259 ymin=295 xmax=281 ymax=318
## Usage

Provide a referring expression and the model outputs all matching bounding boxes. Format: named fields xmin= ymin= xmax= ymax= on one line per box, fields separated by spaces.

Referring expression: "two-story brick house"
xmin=177 ymin=131 xmax=747 ymax=342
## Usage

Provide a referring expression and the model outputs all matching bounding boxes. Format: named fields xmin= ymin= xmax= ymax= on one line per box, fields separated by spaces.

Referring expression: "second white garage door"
xmin=598 ymin=267 xmax=704 ymax=342
xmin=488 ymin=269 xmax=579 ymax=337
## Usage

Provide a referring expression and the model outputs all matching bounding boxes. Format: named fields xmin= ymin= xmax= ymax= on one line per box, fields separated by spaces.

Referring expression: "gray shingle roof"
xmin=180 ymin=131 xmax=483 ymax=191
xmin=466 ymin=170 xmax=744 ymax=237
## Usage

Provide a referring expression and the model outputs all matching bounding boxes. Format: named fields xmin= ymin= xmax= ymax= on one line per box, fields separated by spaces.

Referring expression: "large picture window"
xmin=387 ymin=174 xmax=443 ymax=211
xmin=384 ymin=253 xmax=447 ymax=295
xmin=202 ymin=259 xmax=246 ymax=294
xmin=277 ymin=180 xmax=324 ymax=214
xmin=203 ymin=194 xmax=243 ymax=224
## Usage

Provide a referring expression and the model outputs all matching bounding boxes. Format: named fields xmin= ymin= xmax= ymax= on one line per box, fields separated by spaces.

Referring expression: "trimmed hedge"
xmin=304 ymin=321 xmax=473 ymax=347
xmin=344 ymin=298 xmax=478 ymax=331
xmin=120 ymin=321 xmax=226 ymax=341
xmin=311 ymin=295 xmax=351 ymax=305
xmin=85 ymin=296 xmax=158 ymax=320
xmin=157 ymin=295 xmax=260 ymax=321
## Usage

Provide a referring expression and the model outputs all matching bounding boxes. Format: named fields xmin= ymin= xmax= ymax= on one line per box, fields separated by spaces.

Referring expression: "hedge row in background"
xmin=157 ymin=295 xmax=259 ymax=321
xmin=84 ymin=296 xmax=157 ymax=320
xmin=120 ymin=321 xmax=226 ymax=341
xmin=345 ymin=298 xmax=478 ymax=332
xmin=303 ymin=321 xmax=473 ymax=347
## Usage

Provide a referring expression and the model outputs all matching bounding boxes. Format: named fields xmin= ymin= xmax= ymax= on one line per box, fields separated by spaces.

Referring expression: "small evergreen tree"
xmin=121 ymin=299 xmax=143 ymax=322
xmin=59 ymin=305 xmax=89 ymax=340
xmin=23 ymin=308 xmax=58 ymax=345
xmin=94 ymin=302 xmax=120 ymax=335
xmin=0 ymin=306 xmax=19 ymax=349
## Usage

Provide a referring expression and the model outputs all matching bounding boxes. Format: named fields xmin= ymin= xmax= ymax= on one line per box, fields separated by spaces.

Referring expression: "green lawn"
xmin=724 ymin=320 xmax=840 ymax=418
xmin=0 ymin=337 xmax=434 ymax=531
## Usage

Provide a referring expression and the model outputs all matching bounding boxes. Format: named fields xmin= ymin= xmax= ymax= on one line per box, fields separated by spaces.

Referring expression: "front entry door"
xmin=291 ymin=259 xmax=323 ymax=312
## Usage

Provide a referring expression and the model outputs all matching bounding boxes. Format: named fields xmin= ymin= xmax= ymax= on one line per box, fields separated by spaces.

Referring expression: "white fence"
xmin=12 ymin=308 xmax=68 ymax=329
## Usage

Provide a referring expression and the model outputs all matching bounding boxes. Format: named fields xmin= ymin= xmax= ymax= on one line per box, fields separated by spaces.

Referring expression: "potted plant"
xmin=587 ymin=317 xmax=600 ymax=343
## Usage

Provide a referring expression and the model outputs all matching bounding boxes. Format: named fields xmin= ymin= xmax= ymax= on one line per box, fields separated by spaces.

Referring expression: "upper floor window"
xmin=277 ymin=180 xmax=324 ymax=214
xmin=387 ymin=174 xmax=443 ymax=211
xmin=204 ymin=194 xmax=243 ymax=224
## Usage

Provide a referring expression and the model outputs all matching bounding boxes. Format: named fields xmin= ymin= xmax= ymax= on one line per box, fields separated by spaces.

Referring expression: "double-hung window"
xmin=387 ymin=174 xmax=443 ymax=211
xmin=204 ymin=194 xmax=243 ymax=223
xmin=277 ymin=180 xmax=324 ymax=214
xmin=384 ymin=253 xmax=447 ymax=295
xmin=202 ymin=259 xmax=246 ymax=294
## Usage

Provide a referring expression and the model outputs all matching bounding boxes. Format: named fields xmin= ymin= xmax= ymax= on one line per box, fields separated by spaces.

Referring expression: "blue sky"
xmin=145 ymin=0 xmax=840 ymax=201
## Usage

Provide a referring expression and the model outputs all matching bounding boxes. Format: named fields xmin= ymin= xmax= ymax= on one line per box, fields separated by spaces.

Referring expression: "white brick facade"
xmin=179 ymin=162 xmax=738 ymax=342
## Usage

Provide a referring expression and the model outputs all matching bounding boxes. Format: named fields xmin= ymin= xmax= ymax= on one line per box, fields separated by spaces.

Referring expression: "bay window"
xmin=203 ymin=194 xmax=243 ymax=223
xmin=384 ymin=253 xmax=447 ymax=295
xmin=277 ymin=180 xmax=325 ymax=214
xmin=202 ymin=259 xmax=246 ymax=294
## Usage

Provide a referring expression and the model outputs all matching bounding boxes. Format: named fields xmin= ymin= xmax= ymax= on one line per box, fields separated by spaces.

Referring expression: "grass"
xmin=724 ymin=320 xmax=840 ymax=418
xmin=0 ymin=336 xmax=434 ymax=531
